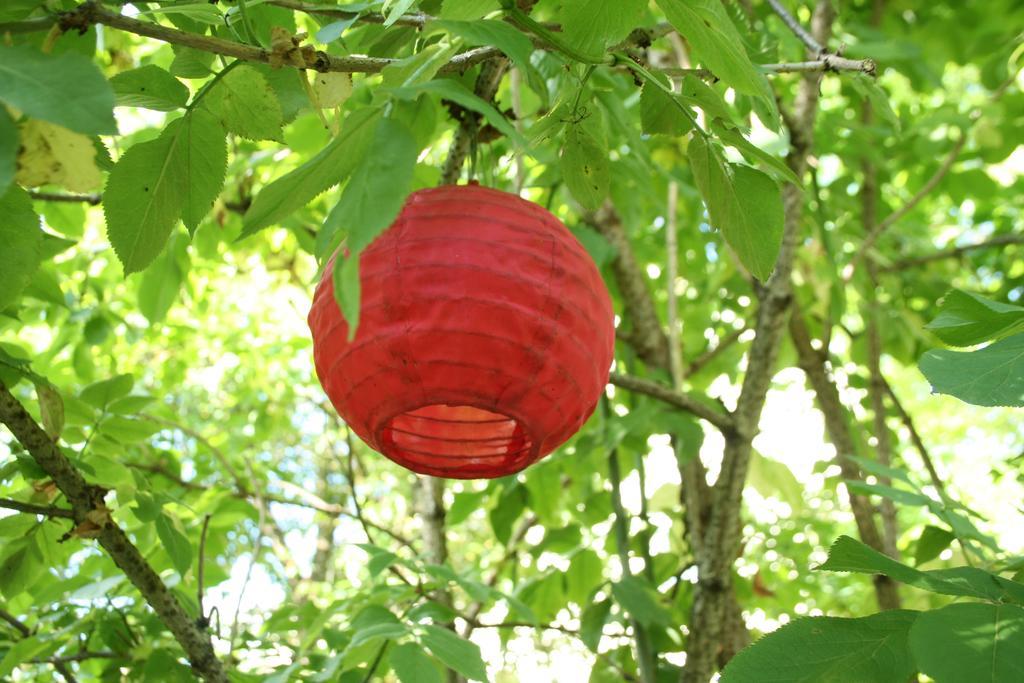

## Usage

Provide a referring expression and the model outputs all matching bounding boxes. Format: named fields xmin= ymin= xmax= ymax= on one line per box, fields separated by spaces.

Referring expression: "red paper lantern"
xmin=308 ymin=184 xmax=614 ymax=479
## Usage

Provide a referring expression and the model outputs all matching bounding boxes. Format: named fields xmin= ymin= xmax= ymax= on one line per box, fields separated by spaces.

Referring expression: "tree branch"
xmin=0 ymin=385 xmax=226 ymax=681
xmin=766 ymin=0 xmax=824 ymax=53
xmin=788 ymin=306 xmax=901 ymax=609
xmin=682 ymin=4 xmax=837 ymax=681
xmin=608 ymin=373 xmax=734 ymax=434
xmin=26 ymin=191 xmax=101 ymax=205
xmin=661 ymin=57 xmax=875 ymax=78
xmin=0 ymin=497 xmax=74 ymax=518
xmin=439 ymin=56 xmax=509 ymax=185
xmin=0 ymin=609 xmax=79 ymax=683
xmin=879 ymin=233 xmax=1024 ymax=271
xmin=844 ymin=134 xmax=966 ymax=280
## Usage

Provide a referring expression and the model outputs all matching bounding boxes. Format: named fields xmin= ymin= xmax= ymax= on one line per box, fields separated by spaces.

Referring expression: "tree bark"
xmin=681 ymin=3 xmax=837 ymax=681
xmin=0 ymin=383 xmax=227 ymax=682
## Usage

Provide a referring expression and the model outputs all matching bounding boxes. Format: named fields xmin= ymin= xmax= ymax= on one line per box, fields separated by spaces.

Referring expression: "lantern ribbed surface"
xmin=308 ymin=184 xmax=615 ymax=479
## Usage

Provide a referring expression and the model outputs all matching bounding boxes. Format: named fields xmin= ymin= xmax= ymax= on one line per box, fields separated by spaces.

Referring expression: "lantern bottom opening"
xmin=378 ymin=403 xmax=535 ymax=479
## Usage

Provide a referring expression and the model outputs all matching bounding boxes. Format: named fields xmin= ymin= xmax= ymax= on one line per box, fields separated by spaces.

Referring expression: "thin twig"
xmin=661 ymin=57 xmax=875 ymax=77
xmin=844 ymin=134 xmax=966 ymax=281
xmin=196 ymin=514 xmax=213 ymax=626
xmin=686 ymin=327 xmax=745 ymax=376
xmin=766 ymin=0 xmax=824 ymax=53
xmin=879 ymin=233 xmax=1024 ymax=271
xmin=26 ymin=191 xmax=102 ymax=205
xmin=0 ymin=497 xmax=74 ymax=518
xmin=0 ymin=609 xmax=80 ymax=682
xmin=609 ymin=372 xmax=733 ymax=433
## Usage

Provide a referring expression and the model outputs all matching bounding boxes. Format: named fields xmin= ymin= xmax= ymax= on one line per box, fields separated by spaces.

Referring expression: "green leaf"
xmin=655 ymin=0 xmax=776 ymax=123
xmin=171 ymin=109 xmax=227 ymax=233
xmin=35 ymin=382 xmax=64 ymax=440
xmin=566 ymin=549 xmax=604 ymax=605
xmin=914 ymin=526 xmax=956 ymax=567
xmin=561 ymin=119 xmax=610 ymax=211
xmin=203 ymin=64 xmax=284 ymax=141
xmin=0 ymin=185 xmax=44 ymax=311
xmin=431 ymin=20 xmax=545 ymax=98
xmin=819 ymin=535 xmax=1024 ymax=605
xmin=844 ymin=481 xmax=932 ymax=508
xmin=440 ymin=0 xmax=499 ymax=20
xmin=138 ymin=232 xmax=188 ymax=324
xmin=720 ymin=610 xmax=919 ymax=683
xmin=0 ymin=543 xmax=38 ymax=599
xmin=104 ymin=110 xmax=226 ymax=273
xmin=580 ymin=598 xmax=611 ymax=652
xmin=323 ymin=117 xmax=417 ymax=335
xmin=688 ymin=134 xmax=784 ymax=281
xmin=110 ymin=65 xmax=190 ymax=111
xmin=418 ymin=625 xmax=488 ymax=682
xmin=612 ymin=576 xmax=671 ymax=628
xmin=241 ymin=107 xmax=381 ymax=238
xmin=919 ymin=332 xmax=1024 ymax=407
xmin=748 ymin=451 xmax=804 ymax=506
xmin=0 ymin=45 xmax=117 ymax=134
xmin=388 ymin=79 xmax=526 ymax=149
xmin=0 ymin=633 xmax=50 ymax=679
xmin=849 ymin=73 xmax=900 ymax=132
xmin=80 ymin=374 xmax=134 ymax=409
xmin=712 ymin=123 xmax=800 ymax=185
xmin=640 ymin=78 xmax=692 ymax=137
xmin=909 ymin=603 xmax=1024 ymax=683
xmin=926 ymin=289 xmax=1024 ymax=347
xmin=0 ymin=107 xmax=15 ymax=195
xmin=98 ymin=415 xmax=163 ymax=444
xmin=390 ymin=642 xmax=443 ymax=683
xmin=155 ymin=512 xmax=192 ymax=577
xmin=558 ymin=0 xmax=647 ymax=61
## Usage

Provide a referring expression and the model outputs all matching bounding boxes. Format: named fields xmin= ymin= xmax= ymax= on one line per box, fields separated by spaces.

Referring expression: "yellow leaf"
xmin=313 ymin=72 xmax=352 ymax=109
xmin=16 ymin=119 xmax=102 ymax=192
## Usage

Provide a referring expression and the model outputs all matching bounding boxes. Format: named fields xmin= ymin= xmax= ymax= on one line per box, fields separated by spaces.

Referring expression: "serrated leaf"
xmin=559 ymin=0 xmax=647 ymax=61
xmin=104 ymin=110 xmax=226 ymax=272
xmin=418 ymin=625 xmax=488 ymax=682
xmin=721 ymin=610 xmax=919 ymax=683
xmin=655 ymin=0 xmax=775 ymax=116
xmin=241 ymin=107 xmax=381 ymax=238
xmin=919 ymin=332 xmax=1024 ymax=407
xmin=926 ymin=289 xmax=1024 ymax=347
xmin=561 ymin=120 xmax=610 ymax=211
xmin=155 ymin=512 xmax=192 ymax=577
xmin=111 ymin=65 xmax=190 ymax=111
xmin=0 ymin=45 xmax=117 ymax=135
xmin=390 ymin=642 xmax=443 ymax=683
xmin=0 ymin=185 xmax=45 ymax=311
xmin=203 ymin=64 xmax=284 ymax=141
xmin=908 ymin=603 xmax=1024 ymax=683
xmin=323 ymin=117 xmax=417 ymax=335
xmin=819 ymin=535 xmax=1024 ymax=604
xmin=688 ymin=134 xmax=784 ymax=281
